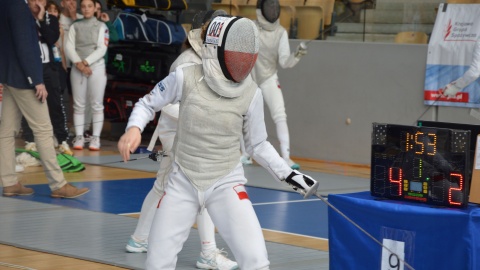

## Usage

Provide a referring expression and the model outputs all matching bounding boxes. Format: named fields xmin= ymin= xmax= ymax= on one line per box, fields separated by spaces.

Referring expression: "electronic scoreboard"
xmin=371 ymin=123 xmax=471 ymax=208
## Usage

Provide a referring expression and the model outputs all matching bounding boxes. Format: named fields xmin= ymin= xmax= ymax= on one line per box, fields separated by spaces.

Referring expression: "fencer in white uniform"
xmin=125 ymin=10 xmax=238 ymax=270
xmin=118 ymin=16 xmax=319 ymax=270
xmin=442 ymin=38 xmax=480 ymax=101
xmin=64 ymin=0 xmax=108 ymax=151
xmin=241 ymin=0 xmax=308 ymax=170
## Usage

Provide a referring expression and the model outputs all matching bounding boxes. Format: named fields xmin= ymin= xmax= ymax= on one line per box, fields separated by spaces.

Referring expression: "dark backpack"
xmin=113 ymin=11 xmax=187 ymax=45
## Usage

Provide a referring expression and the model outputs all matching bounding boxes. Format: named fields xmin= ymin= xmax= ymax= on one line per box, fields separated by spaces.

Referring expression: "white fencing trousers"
xmin=70 ymin=63 xmax=106 ymax=136
xmin=146 ymin=162 xmax=270 ymax=270
xmin=259 ymin=73 xmax=287 ymax=124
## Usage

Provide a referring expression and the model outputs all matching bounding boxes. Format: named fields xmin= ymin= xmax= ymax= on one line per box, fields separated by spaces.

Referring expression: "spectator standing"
xmin=46 ymin=0 xmax=68 ymax=93
xmin=82 ymin=0 xmax=119 ymax=139
xmin=22 ymin=0 xmax=73 ymax=156
xmin=59 ymin=0 xmax=83 ymax=71
xmin=65 ymin=0 xmax=109 ymax=151
xmin=0 ymin=0 xmax=89 ymax=198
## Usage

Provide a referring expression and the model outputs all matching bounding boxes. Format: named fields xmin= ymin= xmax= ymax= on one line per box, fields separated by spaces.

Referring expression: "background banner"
xmin=425 ymin=3 xmax=480 ymax=108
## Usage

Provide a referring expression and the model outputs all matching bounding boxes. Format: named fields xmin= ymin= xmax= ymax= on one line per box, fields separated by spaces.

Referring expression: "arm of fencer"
xmin=451 ymin=40 xmax=480 ymax=89
xmin=277 ymin=30 xmax=300 ymax=69
xmin=250 ymin=140 xmax=319 ymax=198
xmin=244 ymin=89 xmax=319 ymax=198
xmin=127 ymin=68 xmax=184 ymax=133
xmin=84 ymin=24 xmax=108 ymax=65
xmin=64 ymin=25 xmax=81 ymax=64
xmin=243 ymin=89 xmax=292 ymax=181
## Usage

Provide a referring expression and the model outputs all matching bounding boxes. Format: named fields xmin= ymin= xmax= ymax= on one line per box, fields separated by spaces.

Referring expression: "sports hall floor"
xmin=0 ymin=137 xmax=371 ymax=270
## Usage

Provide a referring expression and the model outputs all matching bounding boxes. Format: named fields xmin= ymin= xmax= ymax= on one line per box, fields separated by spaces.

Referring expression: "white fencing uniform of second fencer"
xmin=131 ymin=30 xmax=214 ymax=241
xmin=65 ymin=17 xmax=108 ymax=141
xmin=131 ymin=103 xmax=179 ymax=241
xmin=249 ymin=8 xmax=305 ymax=168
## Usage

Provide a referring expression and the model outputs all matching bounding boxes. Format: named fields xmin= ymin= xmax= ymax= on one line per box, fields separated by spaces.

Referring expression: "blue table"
xmin=328 ymin=191 xmax=480 ymax=270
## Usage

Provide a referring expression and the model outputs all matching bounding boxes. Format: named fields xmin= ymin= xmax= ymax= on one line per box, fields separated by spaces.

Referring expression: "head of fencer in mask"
xmin=201 ymin=16 xmax=259 ymax=98
xmin=256 ymin=0 xmax=280 ymax=26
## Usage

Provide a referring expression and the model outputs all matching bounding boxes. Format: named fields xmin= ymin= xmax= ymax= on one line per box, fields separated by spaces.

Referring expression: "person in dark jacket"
xmin=21 ymin=0 xmax=73 ymax=156
xmin=0 ymin=0 xmax=89 ymax=198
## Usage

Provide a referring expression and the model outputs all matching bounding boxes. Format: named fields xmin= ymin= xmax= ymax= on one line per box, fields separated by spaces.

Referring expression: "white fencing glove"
xmin=294 ymin=42 xmax=308 ymax=58
xmin=442 ymin=83 xmax=462 ymax=98
xmin=285 ymin=170 xmax=319 ymax=198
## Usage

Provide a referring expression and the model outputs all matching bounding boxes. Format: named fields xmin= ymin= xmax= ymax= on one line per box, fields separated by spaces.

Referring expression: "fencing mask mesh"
xmin=256 ymin=0 xmax=280 ymax=23
xmin=204 ymin=16 xmax=259 ymax=83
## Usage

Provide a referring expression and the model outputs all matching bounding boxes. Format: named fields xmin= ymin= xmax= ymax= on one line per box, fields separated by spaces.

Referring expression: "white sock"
xmin=276 ymin=120 xmax=290 ymax=159
xmin=73 ymin=113 xmax=85 ymax=137
xmin=91 ymin=112 xmax=104 ymax=137
xmin=197 ymin=209 xmax=217 ymax=254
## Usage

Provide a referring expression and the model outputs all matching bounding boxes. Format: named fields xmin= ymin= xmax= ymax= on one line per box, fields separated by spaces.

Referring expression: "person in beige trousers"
xmin=0 ymin=0 xmax=89 ymax=199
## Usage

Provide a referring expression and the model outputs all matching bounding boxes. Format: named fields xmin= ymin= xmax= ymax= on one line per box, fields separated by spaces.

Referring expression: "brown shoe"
xmin=3 ymin=183 xmax=34 ymax=196
xmin=51 ymin=183 xmax=90 ymax=199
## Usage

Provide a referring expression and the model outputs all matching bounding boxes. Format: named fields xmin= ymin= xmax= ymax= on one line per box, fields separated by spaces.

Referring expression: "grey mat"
xmin=77 ymin=154 xmax=370 ymax=195
xmin=0 ymin=197 xmax=328 ymax=269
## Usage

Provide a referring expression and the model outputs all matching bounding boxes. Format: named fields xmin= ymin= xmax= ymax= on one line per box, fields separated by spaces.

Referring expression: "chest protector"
xmin=174 ymin=65 xmax=257 ymax=190
xmin=73 ymin=18 xmax=103 ymax=60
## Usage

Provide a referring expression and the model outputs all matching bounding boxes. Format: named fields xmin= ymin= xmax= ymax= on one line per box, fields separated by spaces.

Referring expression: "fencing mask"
xmin=256 ymin=0 xmax=280 ymax=23
xmin=202 ymin=16 xmax=259 ymax=97
xmin=191 ymin=9 xmax=228 ymax=30
xmin=189 ymin=10 xmax=228 ymax=56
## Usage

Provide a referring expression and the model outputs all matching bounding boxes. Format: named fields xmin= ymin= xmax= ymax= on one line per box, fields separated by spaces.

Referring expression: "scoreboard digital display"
xmin=371 ymin=123 xmax=471 ymax=208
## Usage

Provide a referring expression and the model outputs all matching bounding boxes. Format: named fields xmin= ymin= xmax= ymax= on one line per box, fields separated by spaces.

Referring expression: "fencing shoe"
xmin=58 ymin=141 xmax=74 ymax=156
xmin=73 ymin=135 xmax=85 ymax=150
xmin=83 ymin=130 xmax=92 ymax=143
xmin=196 ymin=248 xmax=238 ymax=270
xmin=88 ymin=136 xmax=101 ymax=151
xmin=240 ymin=155 xmax=253 ymax=165
xmin=126 ymin=236 xmax=148 ymax=253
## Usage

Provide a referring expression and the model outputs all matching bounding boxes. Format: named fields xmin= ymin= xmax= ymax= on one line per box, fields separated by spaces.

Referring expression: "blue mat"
xmin=15 ymin=179 xmax=329 ymax=238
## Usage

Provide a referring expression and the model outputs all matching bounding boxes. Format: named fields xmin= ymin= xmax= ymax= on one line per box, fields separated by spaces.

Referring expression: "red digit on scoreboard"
xmin=389 ymin=167 xmax=403 ymax=196
xmin=449 ymin=173 xmax=463 ymax=206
